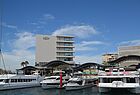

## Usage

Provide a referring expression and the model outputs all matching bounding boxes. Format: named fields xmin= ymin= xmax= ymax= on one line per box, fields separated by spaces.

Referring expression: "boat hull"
xmin=65 ymin=84 xmax=93 ymax=91
xmin=0 ymin=83 xmax=40 ymax=90
xmin=41 ymin=82 xmax=67 ymax=89
xmin=99 ymin=87 xmax=140 ymax=94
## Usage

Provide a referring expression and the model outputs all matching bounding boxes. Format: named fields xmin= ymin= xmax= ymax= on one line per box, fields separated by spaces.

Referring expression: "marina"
xmin=1 ymin=0 xmax=140 ymax=95
xmin=0 ymin=59 xmax=140 ymax=94
xmin=0 ymin=63 xmax=140 ymax=94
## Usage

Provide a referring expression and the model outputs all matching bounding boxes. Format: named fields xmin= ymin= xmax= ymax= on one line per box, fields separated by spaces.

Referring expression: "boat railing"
xmin=73 ymin=73 xmax=98 ymax=79
xmin=98 ymin=71 xmax=139 ymax=76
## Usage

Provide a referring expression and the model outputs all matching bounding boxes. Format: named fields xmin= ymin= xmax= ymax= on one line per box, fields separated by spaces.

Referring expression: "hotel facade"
xmin=35 ymin=35 xmax=75 ymax=66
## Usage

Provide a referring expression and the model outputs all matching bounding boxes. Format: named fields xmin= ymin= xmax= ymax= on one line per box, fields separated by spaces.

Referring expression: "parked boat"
xmin=65 ymin=72 xmax=97 ymax=90
xmin=98 ymin=68 xmax=140 ymax=94
xmin=0 ymin=73 xmax=43 ymax=90
xmin=40 ymin=71 xmax=69 ymax=89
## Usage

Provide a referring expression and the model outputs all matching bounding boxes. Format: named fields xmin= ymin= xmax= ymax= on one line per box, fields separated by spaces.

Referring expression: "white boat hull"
xmin=98 ymin=81 xmax=140 ymax=93
xmin=98 ymin=68 xmax=140 ymax=94
xmin=0 ymin=82 xmax=40 ymax=90
xmin=0 ymin=74 xmax=43 ymax=90
xmin=41 ymin=82 xmax=67 ymax=89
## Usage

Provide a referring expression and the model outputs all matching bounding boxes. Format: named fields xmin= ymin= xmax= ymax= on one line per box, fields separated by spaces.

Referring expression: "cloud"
xmin=75 ymin=55 xmax=102 ymax=64
xmin=52 ymin=25 xmax=98 ymax=39
xmin=38 ymin=14 xmax=55 ymax=24
xmin=75 ymin=46 xmax=96 ymax=51
xmin=14 ymin=32 xmax=35 ymax=49
xmin=2 ymin=22 xmax=17 ymax=30
xmin=3 ymin=51 xmax=35 ymax=71
xmin=2 ymin=32 xmax=36 ymax=71
xmin=80 ymin=41 xmax=106 ymax=46
xmin=119 ymin=40 xmax=140 ymax=46
xmin=75 ymin=40 xmax=106 ymax=51
xmin=43 ymin=14 xmax=55 ymax=20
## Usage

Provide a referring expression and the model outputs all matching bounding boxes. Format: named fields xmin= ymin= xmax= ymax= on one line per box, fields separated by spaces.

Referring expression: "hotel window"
xmin=64 ymin=53 xmax=73 ymax=56
xmin=64 ymin=38 xmax=72 ymax=41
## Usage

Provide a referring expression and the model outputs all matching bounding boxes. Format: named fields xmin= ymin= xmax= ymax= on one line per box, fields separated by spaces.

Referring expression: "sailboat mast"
xmin=0 ymin=0 xmax=7 ymax=74
xmin=0 ymin=0 xmax=2 ymax=51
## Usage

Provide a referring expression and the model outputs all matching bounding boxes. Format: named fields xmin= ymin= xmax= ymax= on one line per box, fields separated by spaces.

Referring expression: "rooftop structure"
xmin=118 ymin=46 xmax=140 ymax=57
xmin=108 ymin=55 xmax=140 ymax=67
xmin=102 ymin=54 xmax=118 ymax=65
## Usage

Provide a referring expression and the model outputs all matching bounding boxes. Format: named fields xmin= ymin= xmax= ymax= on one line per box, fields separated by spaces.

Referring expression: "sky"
xmin=0 ymin=0 xmax=140 ymax=71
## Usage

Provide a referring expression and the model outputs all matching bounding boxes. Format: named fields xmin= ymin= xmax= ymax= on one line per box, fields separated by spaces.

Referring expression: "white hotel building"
xmin=35 ymin=35 xmax=75 ymax=66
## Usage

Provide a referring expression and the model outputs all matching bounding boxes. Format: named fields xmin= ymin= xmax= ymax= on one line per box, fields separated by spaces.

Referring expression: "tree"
xmin=24 ymin=61 xmax=29 ymax=67
xmin=21 ymin=61 xmax=25 ymax=67
xmin=20 ymin=61 xmax=29 ymax=67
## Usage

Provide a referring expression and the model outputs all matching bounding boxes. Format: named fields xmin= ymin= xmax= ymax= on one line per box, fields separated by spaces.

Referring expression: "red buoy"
xmin=60 ymin=70 xmax=62 ymax=88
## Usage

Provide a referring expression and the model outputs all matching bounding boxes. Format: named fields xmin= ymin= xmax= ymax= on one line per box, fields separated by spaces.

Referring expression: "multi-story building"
xmin=117 ymin=46 xmax=140 ymax=67
xmin=118 ymin=46 xmax=140 ymax=57
xmin=102 ymin=53 xmax=118 ymax=64
xmin=35 ymin=35 xmax=75 ymax=66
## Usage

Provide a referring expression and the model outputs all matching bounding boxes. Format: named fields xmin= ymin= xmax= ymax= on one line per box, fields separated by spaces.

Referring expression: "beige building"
xmin=118 ymin=46 xmax=140 ymax=57
xmin=102 ymin=54 xmax=118 ymax=63
xmin=117 ymin=46 xmax=140 ymax=67
xmin=35 ymin=35 xmax=75 ymax=65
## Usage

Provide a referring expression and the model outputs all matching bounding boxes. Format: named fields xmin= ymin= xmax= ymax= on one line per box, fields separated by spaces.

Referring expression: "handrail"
xmin=98 ymin=71 xmax=139 ymax=76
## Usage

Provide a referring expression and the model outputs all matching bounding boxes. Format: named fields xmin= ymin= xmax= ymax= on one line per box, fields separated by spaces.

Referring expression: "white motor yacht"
xmin=40 ymin=71 xmax=69 ymax=89
xmin=98 ymin=68 xmax=140 ymax=94
xmin=0 ymin=74 xmax=43 ymax=90
xmin=65 ymin=72 xmax=97 ymax=90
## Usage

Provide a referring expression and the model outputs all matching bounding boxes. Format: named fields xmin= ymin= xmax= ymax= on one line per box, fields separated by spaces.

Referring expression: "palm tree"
xmin=20 ymin=61 xmax=29 ymax=67
xmin=24 ymin=61 xmax=29 ymax=67
xmin=21 ymin=61 xmax=25 ymax=67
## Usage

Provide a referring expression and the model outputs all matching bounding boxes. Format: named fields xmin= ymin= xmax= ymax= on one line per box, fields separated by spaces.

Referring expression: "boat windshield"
xmin=45 ymin=77 xmax=56 ymax=80
xmin=68 ymin=80 xmax=82 ymax=85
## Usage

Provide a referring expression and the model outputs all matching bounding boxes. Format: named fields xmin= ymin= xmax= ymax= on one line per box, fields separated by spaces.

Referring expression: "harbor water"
xmin=0 ymin=87 xmax=137 ymax=95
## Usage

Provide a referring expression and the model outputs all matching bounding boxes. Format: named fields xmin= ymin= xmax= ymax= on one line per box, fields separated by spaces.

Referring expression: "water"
xmin=0 ymin=87 xmax=137 ymax=95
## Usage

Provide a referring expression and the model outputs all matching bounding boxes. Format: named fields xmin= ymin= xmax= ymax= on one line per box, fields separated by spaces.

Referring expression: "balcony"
xmin=56 ymin=50 xmax=74 ymax=53
xmin=56 ymin=55 xmax=74 ymax=58
xmin=56 ymin=45 xmax=74 ymax=48
xmin=56 ymin=40 xmax=74 ymax=43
